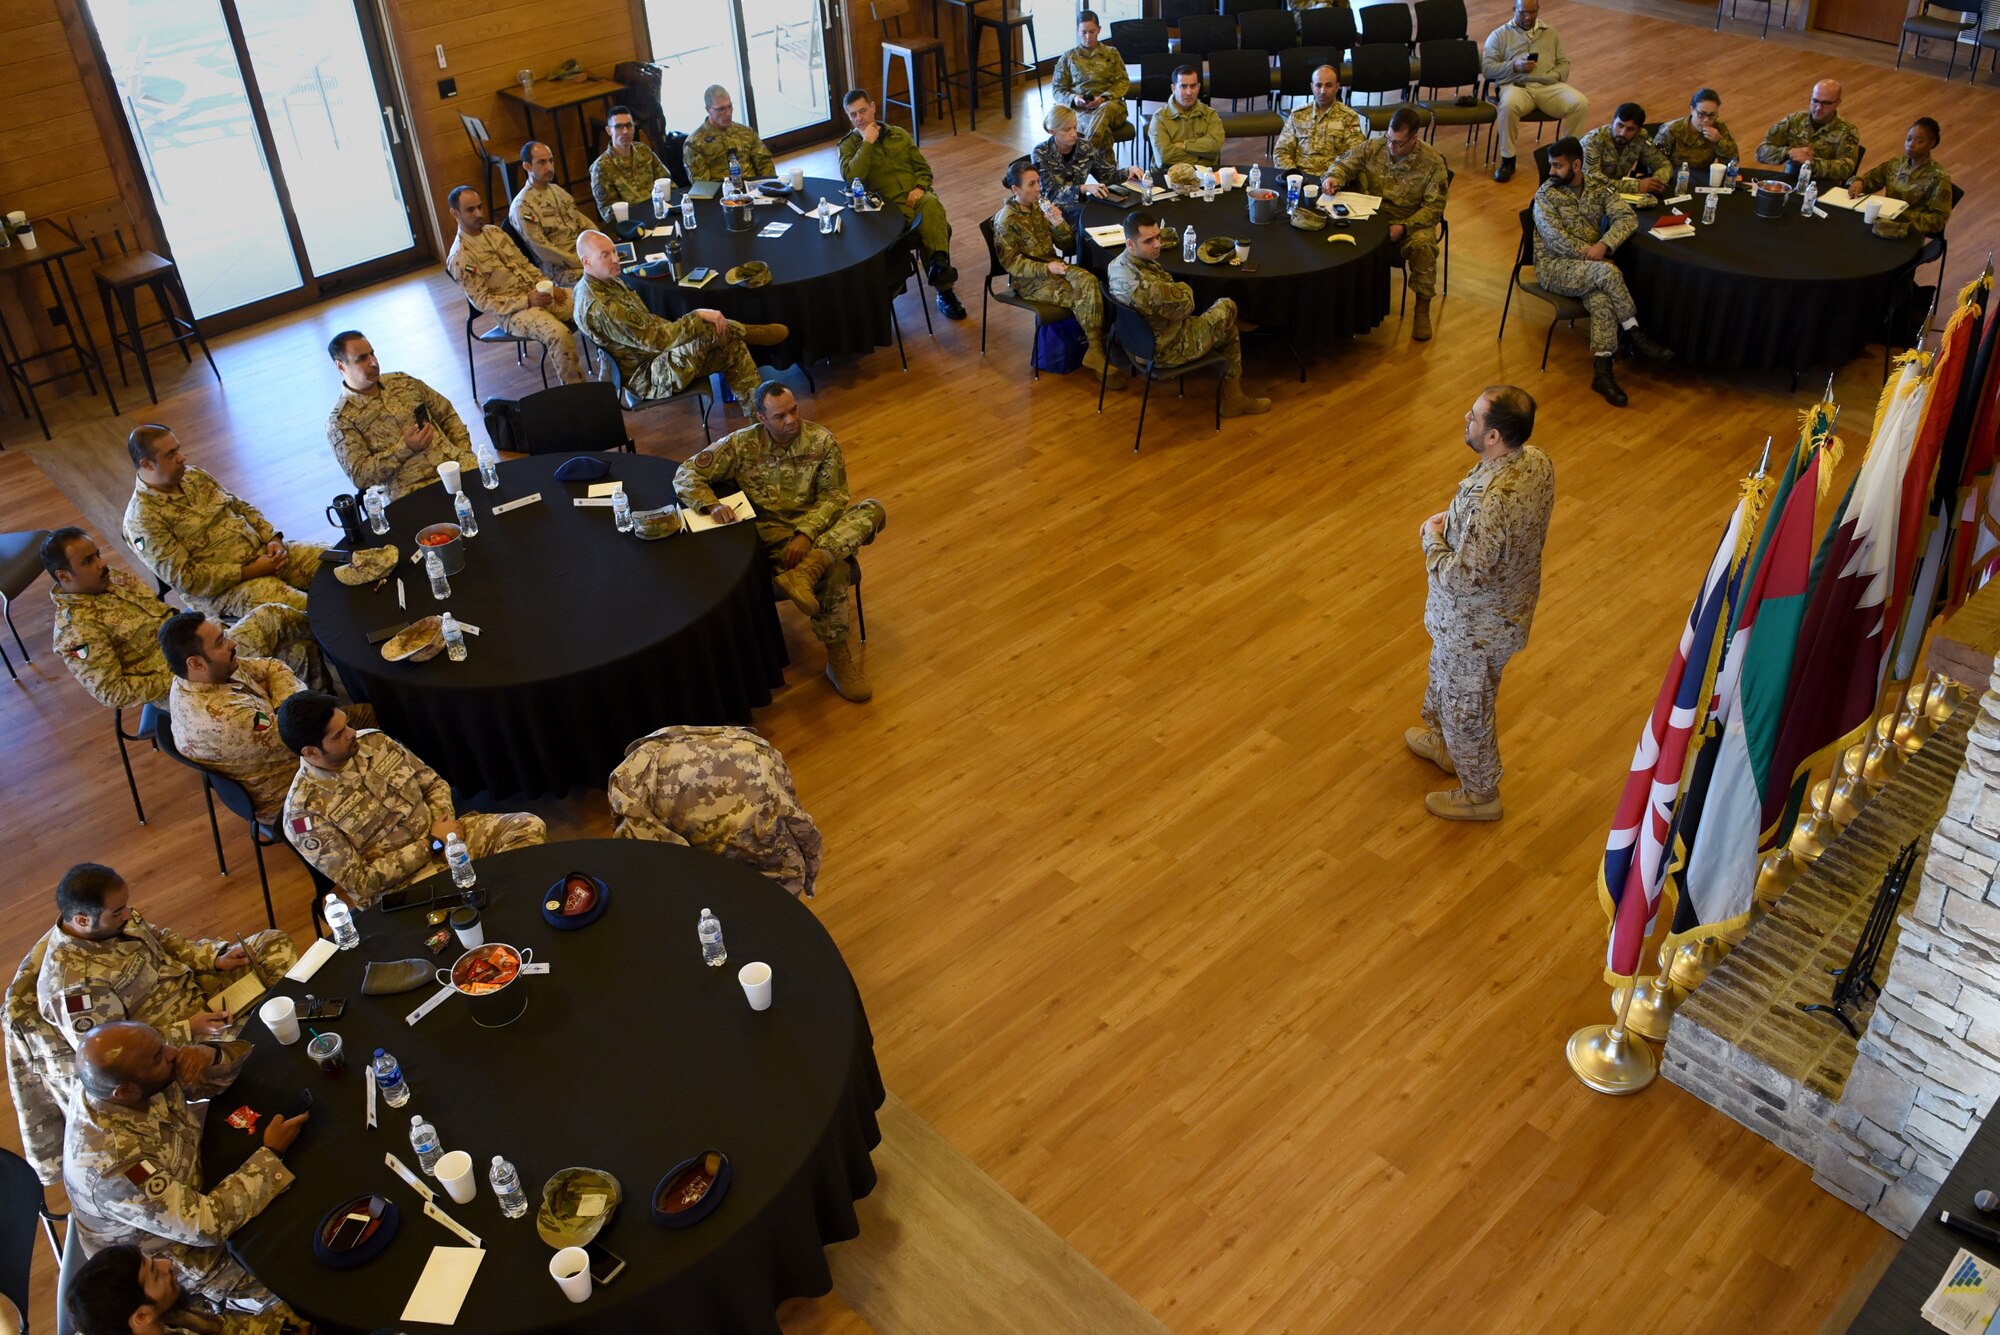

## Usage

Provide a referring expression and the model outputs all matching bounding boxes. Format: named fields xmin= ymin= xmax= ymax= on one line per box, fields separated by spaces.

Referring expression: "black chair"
xmin=885 ymin=213 xmax=936 ymax=371
xmin=112 ymin=703 xmax=165 ymax=828
xmin=1136 ymin=52 xmax=1186 ymax=168
xmin=1499 ymin=205 xmax=1587 ymax=368
xmin=1414 ymin=0 xmax=1468 ymax=41
xmin=576 ymin=330 xmax=714 ymax=440
xmin=1163 ymin=0 xmax=1219 ymax=24
xmin=1239 ymin=9 xmax=1299 ymax=55
xmin=1898 ymin=0 xmax=1981 ymax=72
xmin=1300 ymin=4 xmax=1358 ymax=54
xmin=1098 ymin=299 xmax=1236 ymax=452
xmin=0 ymin=528 xmax=46 ymax=682
xmin=517 ymin=382 xmax=636 ymax=455
xmin=1277 ymin=45 xmax=1340 ymax=101
xmin=1713 ymin=0 xmax=1794 ymax=35
xmin=1346 ymin=43 xmax=1415 ymax=131
xmin=54 ymin=1211 xmax=82 ymax=1335
xmin=1921 ymin=181 xmax=1968 ymax=284
xmin=659 ymin=131 xmax=693 ymax=189
xmin=1359 ymin=2 xmax=1413 ymax=46
xmin=1977 ymin=24 xmax=2000 ymax=81
xmin=1415 ymin=39 xmax=1496 ymax=154
xmin=460 ymin=114 xmax=516 ymax=209
xmin=1110 ymin=18 xmax=1172 ymax=59
xmin=464 ymin=299 xmax=552 ymax=401
xmin=1223 ymin=0 xmax=1284 ymax=12
xmin=1209 ymin=50 xmax=1285 ymax=144
xmin=976 ymin=217 xmax=1074 ymax=380
xmin=0 ymin=1146 xmax=65 ymax=1332
xmin=876 ymin=0 xmax=958 ymax=144
xmin=1533 ymin=142 xmax=1553 ymax=182
xmin=1177 ymin=13 xmax=1238 ymax=60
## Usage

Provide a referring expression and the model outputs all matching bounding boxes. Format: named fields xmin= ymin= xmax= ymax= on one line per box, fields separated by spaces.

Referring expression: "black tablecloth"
xmin=1616 ymin=189 xmax=1925 ymax=372
xmin=618 ymin=178 xmax=907 ymax=367
xmin=1079 ymin=166 xmax=1394 ymax=348
xmin=200 ymin=838 xmax=883 ymax=1335
xmin=311 ymin=455 xmax=787 ymax=800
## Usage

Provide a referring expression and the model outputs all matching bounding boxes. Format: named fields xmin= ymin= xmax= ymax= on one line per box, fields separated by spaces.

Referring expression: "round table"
xmin=310 ymin=454 xmax=787 ymax=800
xmin=1615 ymin=188 xmax=1925 ymax=372
xmin=199 ymin=838 xmax=884 ymax=1335
xmin=618 ymin=179 xmax=909 ymax=368
xmin=1078 ymin=166 xmax=1395 ymax=349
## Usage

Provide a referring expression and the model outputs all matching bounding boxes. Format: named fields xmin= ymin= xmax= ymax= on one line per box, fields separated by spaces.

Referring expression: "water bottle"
xmin=425 ymin=548 xmax=450 ymax=600
xmin=1248 ymin=164 xmax=1261 ymax=193
xmin=445 ymin=832 xmax=475 ymax=889
xmin=819 ymin=197 xmax=834 ymax=234
xmin=1182 ymin=225 xmax=1197 ymax=262
xmin=698 ymin=907 xmax=726 ymax=967
xmin=453 ymin=488 xmax=478 ymax=538
xmin=1286 ymin=175 xmax=1302 ymax=211
xmin=652 ymin=179 xmax=668 ymax=219
xmin=1674 ymin=161 xmax=1689 ymax=198
xmin=373 ymin=1049 xmax=410 ymax=1107
xmin=728 ymin=148 xmax=744 ymax=196
xmin=1202 ymin=172 xmax=1215 ymax=204
xmin=1141 ymin=175 xmax=1154 ymax=206
xmin=1701 ymin=191 xmax=1717 ymax=225
xmin=476 ymin=446 xmax=499 ymax=490
xmin=611 ymin=485 xmax=632 ymax=533
xmin=490 ymin=1157 xmax=529 ymax=1218
xmin=681 ymin=194 xmax=696 ymax=230
xmin=410 ymin=1115 xmax=443 ymax=1175
xmin=849 ymin=177 xmax=866 ymax=210
xmin=1724 ymin=157 xmax=1740 ymax=190
xmin=325 ymin=894 xmax=360 ymax=949
xmin=441 ymin=612 xmax=467 ymax=661
xmin=1801 ymin=178 xmax=1818 ymax=217
xmin=365 ymin=487 xmax=389 ymax=535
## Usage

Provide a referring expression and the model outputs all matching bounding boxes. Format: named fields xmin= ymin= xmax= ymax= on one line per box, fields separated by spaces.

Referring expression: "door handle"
xmin=381 ymin=105 xmax=401 ymax=145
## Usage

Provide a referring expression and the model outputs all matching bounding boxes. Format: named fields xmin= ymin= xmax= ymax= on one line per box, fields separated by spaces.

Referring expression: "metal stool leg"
xmin=202 ymin=776 xmax=227 ymax=874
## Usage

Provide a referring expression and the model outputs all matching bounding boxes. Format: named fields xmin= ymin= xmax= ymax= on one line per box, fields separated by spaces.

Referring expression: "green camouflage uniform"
xmin=508 ymin=181 xmax=594 ymax=284
xmin=36 ymin=914 xmax=295 ymax=1052
xmin=446 ymin=224 xmax=583 ymax=384
xmin=676 ymin=421 xmax=885 ymax=643
xmin=1150 ymin=98 xmax=1224 ymax=169
xmin=164 ymin=1308 xmax=295 ymax=1335
xmin=282 ymin=730 xmax=546 ymax=907
xmin=1052 ymin=44 xmax=1131 ymax=149
xmin=838 ymin=124 xmax=957 ymax=287
xmin=991 ymin=199 xmax=1107 ymax=350
xmin=1326 ymin=136 xmax=1451 ymax=300
xmin=683 ymin=121 xmax=777 ymax=183
xmin=327 ymin=372 xmax=478 ymax=502
xmin=123 ymin=470 xmax=325 ymax=619
xmin=172 ymin=658 xmax=373 ymax=824
xmin=1581 ymin=123 xmax=1670 ymax=192
xmin=590 ymin=141 xmax=671 ymax=216
xmin=608 ymin=724 xmax=824 ymax=898
xmin=573 ymin=272 xmax=763 ymax=405
xmin=1851 ymin=155 xmax=1954 ymax=236
xmin=7 ymin=937 xmax=74 ymax=1183
xmin=1654 ymin=114 xmax=1739 ymax=171
xmin=1107 ymin=249 xmax=1241 ymax=376
xmin=1531 ymin=175 xmax=1639 ymax=355
xmin=1274 ymin=100 xmax=1366 ymax=178
xmin=1421 ymin=445 xmax=1555 ymax=799
xmin=1755 ymin=110 xmax=1863 ymax=184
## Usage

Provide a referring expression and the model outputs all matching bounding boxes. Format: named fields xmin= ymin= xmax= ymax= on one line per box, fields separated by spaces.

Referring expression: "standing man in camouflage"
xmin=326 ymin=331 xmax=477 ymax=500
xmin=993 ymin=158 xmax=1122 ymax=388
xmin=63 ymin=1020 xmax=308 ymax=1316
xmin=277 ymin=693 xmax=546 ymax=907
xmin=122 ymin=428 xmax=324 ymax=618
xmin=1408 ymin=387 xmax=1555 ymax=822
xmin=1582 ymin=103 xmax=1670 ymax=197
xmin=1654 ymin=87 xmax=1739 ymax=173
xmin=510 ymin=141 xmax=595 ymax=283
xmin=1274 ymin=65 xmax=1366 ymax=180
xmin=446 ymin=185 xmax=583 ymax=385
xmin=1151 ymin=66 xmax=1224 ymax=170
xmin=1756 ymin=79 xmax=1862 ymax=183
xmin=1323 ymin=108 xmax=1451 ymax=342
xmin=683 ymin=85 xmax=777 ymax=183
xmin=1107 ymin=211 xmax=1270 ymax=417
xmin=839 ymin=90 xmax=966 ymax=319
xmin=1848 ymin=117 xmax=1954 ymax=250
xmin=1051 ymin=11 xmax=1130 ymax=152
xmin=1483 ymin=0 xmax=1589 ymax=182
xmin=590 ymin=104 xmax=672 ymax=217
xmin=1531 ymin=137 xmax=1672 ymax=407
xmin=676 ymin=382 xmax=885 ymax=701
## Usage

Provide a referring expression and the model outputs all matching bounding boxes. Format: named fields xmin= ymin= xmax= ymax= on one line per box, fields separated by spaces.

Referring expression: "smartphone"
xmin=1527 ymin=49 xmax=1539 ymax=60
xmin=583 ymin=1241 xmax=626 ymax=1285
xmin=1333 ymin=203 xmax=1350 ymax=217
xmin=413 ymin=401 xmax=431 ymax=429
xmin=327 ymin=1211 xmax=372 ymax=1251
xmin=282 ymin=1088 xmax=315 ymax=1118
xmin=296 ymin=998 xmax=345 ymax=1021
xmin=613 ymin=240 xmax=637 ymax=263
xmin=374 ymin=885 xmax=485 ymax=915
xmin=686 ymin=267 xmax=713 ymax=283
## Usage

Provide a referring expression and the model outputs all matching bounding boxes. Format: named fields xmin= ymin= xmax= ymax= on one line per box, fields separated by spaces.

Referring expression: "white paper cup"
xmin=1217 ymin=167 xmax=1238 ymax=189
xmin=1861 ymin=198 xmax=1883 ymax=224
xmin=259 ymin=997 xmax=300 ymax=1045
xmin=435 ymin=1150 xmax=476 ymax=1204
xmin=17 ymin=229 xmax=35 ymax=251
xmin=451 ymin=908 xmax=483 ymax=950
xmin=738 ymin=961 xmax=772 ymax=1011
xmin=551 ymin=1247 xmax=591 ymax=1302
xmin=1304 ymin=184 xmax=1320 ymax=199
xmin=1708 ymin=162 xmax=1725 ymax=188
xmin=788 ymin=168 xmax=805 ymax=191
xmin=611 ymin=200 xmax=630 ymax=221
xmin=1234 ymin=242 xmax=1250 ymax=264
xmin=5 ymin=211 xmax=23 ymax=226
xmin=535 ymin=279 xmax=554 ymax=294
xmin=437 ymin=461 xmax=462 ymax=494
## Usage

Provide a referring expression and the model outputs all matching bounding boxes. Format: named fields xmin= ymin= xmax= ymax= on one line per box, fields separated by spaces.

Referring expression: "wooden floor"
xmin=4 ymin=3 xmax=1995 ymax=1329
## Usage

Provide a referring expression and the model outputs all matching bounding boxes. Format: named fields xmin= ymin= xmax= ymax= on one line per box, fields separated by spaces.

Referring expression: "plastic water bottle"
xmin=453 ymin=488 xmax=478 ymax=537
xmin=441 ymin=612 xmax=466 ymax=661
xmin=1700 ymin=191 xmax=1717 ymax=224
xmin=1286 ymin=175 xmax=1302 ymax=211
xmin=1724 ymin=157 xmax=1740 ymax=190
xmin=849 ymin=177 xmax=866 ymax=210
xmin=325 ymin=894 xmax=360 ymax=949
xmin=410 ymin=1115 xmax=443 ymax=1175
xmin=611 ymin=485 xmax=632 ymax=533
xmin=476 ymin=446 xmax=499 ymax=490
xmin=728 ymin=148 xmax=745 ymax=196
xmin=1248 ymin=164 xmax=1261 ymax=193
xmin=425 ymin=548 xmax=450 ymax=600
xmin=818 ymin=197 xmax=833 ymax=234
xmin=652 ymin=179 xmax=668 ymax=219
xmin=373 ymin=1049 xmax=410 ymax=1107
xmin=365 ymin=487 xmax=389 ymax=535
xmin=1801 ymin=178 xmax=1818 ymax=217
xmin=1141 ymin=175 xmax=1154 ymax=205
xmin=445 ymin=832 xmax=475 ymax=889
xmin=1202 ymin=172 xmax=1215 ymax=204
xmin=698 ymin=907 xmax=726 ymax=967
xmin=490 ymin=1157 xmax=529 ymax=1218
xmin=1674 ymin=161 xmax=1689 ymax=198
xmin=681 ymin=193 xmax=696 ymax=230
xmin=1182 ymin=225 xmax=1197 ymax=262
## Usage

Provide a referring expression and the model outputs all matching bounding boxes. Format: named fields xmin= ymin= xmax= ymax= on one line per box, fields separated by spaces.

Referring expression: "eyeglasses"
xmin=1810 ymin=97 xmax=1839 ymax=107
xmin=609 ymin=120 xmax=634 ymax=131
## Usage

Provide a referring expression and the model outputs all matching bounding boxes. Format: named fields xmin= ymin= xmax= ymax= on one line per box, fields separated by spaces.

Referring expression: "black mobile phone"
xmin=1527 ymin=49 xmax=1539 ymax=59
xmin=375 ymin=885 xmax=485 ymax=915
xmin=1333 ymin=203 xmax=1350 ymax=217
xmin=413 ymin=401 xmax=431 ymax=428
xmin=583 ymin=1240 xmax=626 ymax=1285
xmin=296 ymin=998 xmax=345 ymax=1022
xmin=282 ymin=1088 xmax=314 ymax=1118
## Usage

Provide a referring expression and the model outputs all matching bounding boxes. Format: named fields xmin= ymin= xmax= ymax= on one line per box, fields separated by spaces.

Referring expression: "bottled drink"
xmin=681 ymin=194 xmax=696 ymax=230
xmin=728 ymin=148 xmax=744 ymax=196
xmin=373 ymin=1048 xmax=410 ymax=1107
xmin=1798 ymin=161 xmax=1813 ymax=197
xmin=652 ymin=180 xmax=668 ymax=218
xmin=410 ymin=1115 xmax=443 ymax=1175
xmin=425 ymin=548 xmax=450 ymax=600
xmin=1140 ymin=175 xmax=1154 ymax=206
xmin=1701 ymin=191 xmax=1717 ymax=225
xmin=1248 ymin=164 xmax=1261 ymax=193
xmin=490 ymin=1157 xmax=529 ymax=1218
xmin=1201 ymin=172 xmax=1215 ymax=204
xmin=445 ymin=832 xmax=475 ymax=889
xmin=1674 ymin=161 xmax=1689 ymax=197
xmin=1182 ymin=225 xmax=1197 ymax=262
xmin=325 ymin=894 xmax=360 ymax=949
xmin=441 ymin=612 xmax=467 ymax=662
xmin=365 ymin=487 xmax=389 ymax=535
xmin=1724 ymin=158 xmax=1740 ymax=190
xmin=611 ymin=486 xmax=633 ymax=533
xmin=849 ymin=176 xmax=866 ymax=210
xmin=1801 ymin=179 xmax=1818 ymax=217
xmin=476 ymin=447 xmax=499 ymax=490
xmin=698 ymin=907 xmax=726 ymax=967
xmin=453 ymin=488 xmax=478 ymax=537
xmin=818 ymin=197 xmax=834 ymax=234
xmin=1286 ymin=175 xmax=1302 ymax=211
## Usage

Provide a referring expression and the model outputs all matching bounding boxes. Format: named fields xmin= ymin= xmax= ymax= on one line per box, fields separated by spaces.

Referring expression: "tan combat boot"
xmin=1083 ymin=344 xmax=1128 ymax=390
xmin=1424 ymin=787 xmax=1502 ymax=822
xmin=1412 ymin=300 xmax=1433 ymax=342
xmin=1219 ymin=375 xmax=1271 ymax=418
xmin=774 ymin=549 xmax=833 ymax=615
xmin=739 ymin=323 xmax=790 ymax=347
xmin=1404 ymin=726 xmax=1456 ymax=775
xmin=825 ymin=637 xmax=873 ymax=701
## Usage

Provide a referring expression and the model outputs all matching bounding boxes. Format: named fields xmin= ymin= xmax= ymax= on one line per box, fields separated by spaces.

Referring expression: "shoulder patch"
xmin=69 ymin=645 xmax=87 ymax=660
xmin=289 ymin=815 xmax=313 ymax=834
xmin=132 ymin=535 xmax=146 ymax=551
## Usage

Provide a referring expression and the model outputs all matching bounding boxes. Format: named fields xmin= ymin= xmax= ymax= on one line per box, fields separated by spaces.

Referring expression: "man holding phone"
xmin=326 ymin=331 xmax=478 ymax=501
xmin=1481 ymin=0 xmax=1590 ymax=182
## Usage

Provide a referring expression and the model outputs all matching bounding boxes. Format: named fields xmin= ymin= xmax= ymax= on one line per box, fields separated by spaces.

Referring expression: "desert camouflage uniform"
xmin=37 ymin=914 xmax=295 ymax=1052
xmin=1032 ymin=135 xmax=1125 ymax=213
xmin=508 ymin=180 xmax=594 ymax=284
xmin=992 ymin=199 xmax=1107 ymax=350
xmin=683 ymin=122 xmax=777 ymax=183
xmin=609 ymin=724 xmax=824 ymax=898
xmin=283 ymin=730 xmax=546 ymax=907
xmin=574 ymin=272 xmax=763 ymax=405
xmin=1755 ymin=110 xmax=1862 ymax=184
xmin=123 ymin=470 xmax=325 ymax=619
xmin=1420 ymin=445 xmax=1556 ymax=799
xmin=1654 ymin=114 xmax=1739 ymax=171
xmin=1052 ymin=44 xmax=1131 ymax=149
xmin=7 ymin=937 xmax=73 ymax=1183
xmin=1851 ymin=155 xmax=1955 ymax=236
xmin=1326 ymin=135 xmax=1450 ymax=300
xmin=1531 ymin=174 xmax=1638 ymax=355
xmin=1274 ymin=100 xmax=1366 ymax=178
xmin=326 ymin=372 xmax=478 ymax=502
xmin=676 ymin=422 xmax=885 ymax=643
xmin=63 ymin=1038 xmax=293 ymax=1312
xmin=590 ymin=141 xmax=672 ymax=216
xmin=838 ymin=125 xmax=957 ymax=287
xmin=1150 ymin=98 xmax=1224 ymax=169
xmin=447 ymin=224 xmax=583 ymax=384
xmin=1581 ymin=123 xmax=1670 ymax=192
xmin=1107 ymin=249 xmax=1241 ymax=376
xmin=172 ymin=658 xmax=374 ymax=825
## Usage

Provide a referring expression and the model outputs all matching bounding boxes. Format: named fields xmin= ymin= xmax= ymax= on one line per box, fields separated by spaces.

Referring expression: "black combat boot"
xmin=1625 ymin=326 xmax=1674 ymax=360
xmin=1592 ymin=355 xmax=1628 ymax=407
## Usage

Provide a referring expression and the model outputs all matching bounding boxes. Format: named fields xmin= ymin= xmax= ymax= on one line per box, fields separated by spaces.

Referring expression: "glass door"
xmin=644 ymin=0 xmax=845 ymax=149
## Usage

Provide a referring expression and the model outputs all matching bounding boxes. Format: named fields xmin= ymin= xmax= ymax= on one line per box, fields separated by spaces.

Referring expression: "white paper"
xmin=1323 ymin=191 xmax=1381 ymax=219
xmin=586 ymin=481 xmax=624 ymax=497
xmin=206 ymin=973 xmax=267 ymax=1015
xmin=758 ymin=222 xmax=792 ymax=237
xmin=285 ymin=938 xmax=337 ymax=982
xmin=406 ymin=986 xmax=454 ymax=1027
xmin=1085 ymin=224 xmax=1126 ymax=249
xmin=1692 ymin=185 xmax=1735 ymax=195
xmin=1818 ymin=186 xmax=1906 ymax=219
xmin=366 ymin=1064 xmax=377 ymax=1129
xmin=521 ymin=961 xmax=550 ymax=975
xmin=423 ymin=1199 xmax=483 ymax=1248
xmin=681 ymin=492 xmax=757 ymax=532
xmin=400 ymin=1246 xmax=484 ymax=1324
xmin=491 ymin=492 xmax=543 ymax=515
xmin=396 ymin=578 xmax=406 ymax=611
xmin=458 ymin=623 xmax=481 ymax=636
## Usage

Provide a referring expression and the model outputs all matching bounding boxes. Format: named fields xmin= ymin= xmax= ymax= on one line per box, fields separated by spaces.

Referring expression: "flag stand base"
xmin=1610 ymin=973 xmax=1684 ymax=1043
xmin=1566 ymin=1023 xmax=1657 ymax=1094
xmin=1667 ymin=937 xmax=1728 ymax=990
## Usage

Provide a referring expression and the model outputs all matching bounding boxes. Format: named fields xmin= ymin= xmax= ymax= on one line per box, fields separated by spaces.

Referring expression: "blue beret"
xmin=553 ymin=456 xmax=611 ymax=482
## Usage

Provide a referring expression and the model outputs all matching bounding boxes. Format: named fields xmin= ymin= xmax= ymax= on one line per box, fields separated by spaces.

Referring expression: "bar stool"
xmin=875 ymin=0 xmax=958 ymax=144
xmin=969 ymin=1 xmax=1044 ymax=129
xmin=67 ymin=205 xmax=219 ymax=407
xmin=460 ymin=114 xmax=516 ymax=209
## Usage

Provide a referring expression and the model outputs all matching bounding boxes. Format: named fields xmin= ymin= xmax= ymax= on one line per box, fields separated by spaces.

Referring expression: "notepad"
xmin=1085 ymin=224 xmax=1127 ymax=248
xmin=400 ymin=1246 xmax=484 ymax=1324
xmin=285 ymin=937 xmax=337 ymax=983
xmin=682 ymin=492 xmax=757 ymax=531
xmin=1819 ymin=186 xmax=1907 ymax=219
xmin=205 ymin=973 xmax=266 ymax=1016
xmin=1322 ymin=191 xmax=1382 ymax=219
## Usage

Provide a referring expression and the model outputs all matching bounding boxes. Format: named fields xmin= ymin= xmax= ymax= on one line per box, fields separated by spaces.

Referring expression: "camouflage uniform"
xmin=63 ymin=1039 xmax=293 ymax=1313
xmin=1755 ymin=110 xmax=1863 ymax=184
xmin=326 ymin=372 xmax=478 ymax=502
xmin=508 ymin=180 xmax=595 ymax=284
xmin=1052 ymin=44 xmax=1131 ymax=149
xmin=1851 ymin=155 xmax=1955 ymax=236
xmin=1581 ymin=123 xmax=1670 ymax=192
xmin=991 ymin=199 xmax=1107 ymax=351
xmin=123 ymin=470 xmax=325 ymax=619
xmin=1531 ymin=174 xmax=1639 ymax=355
xmin=682 ymin=122 xmax=777 ymax=183
xmin=282 ymin=730 xmax=546 ymax=907
xmin=675 ymin=422 xmax=885 ymax=644
xmin=1150 ymin=98 xmax=1224 ymax=169
xmin=165 ymin=1307 xmax=295 ymax=1335
xmin=838 ymin=125 xmax=957 ymax=287
xmin=36 ymin=914 xmax=294 ymax=1052
xmin=446 ymin=224 xmax=583 ymax=385
xmin=608 ymin=724 xmax=824 ymax=898
xmin=1481 ymin=19 xmax=1589 ymax=159
xmin=590 ymin=141 xmax=672 ymax=216
xmin=1420 ymin=445 xmax=1556 ymax=799
xmin=171 ymin=658 xmax=374 ymax=825
xmin=1274 ymin=100 xmax=1366 ymax=178
xmin=573 ymin=272 xmax=763 ymax=406
xmin=1325 ymin=136 xmax=1451 ymax=300
xmin=7 ymin=937 xmax=74 ymax=1183
xmin=1107 ymin=249 xmax=1241 ymax=376
xmin=1032 ymin=136 xmax=1125 ymax=213
xmin=1654 ymin=114 xmax=1739 ymax=172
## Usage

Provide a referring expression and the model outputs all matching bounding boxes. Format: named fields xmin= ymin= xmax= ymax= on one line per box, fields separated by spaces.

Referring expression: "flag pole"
xmin=1755 ymin=435 xmax=1772 ymax=478
xmin=1568 ymin=968 xmax=1658 ymax=1094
